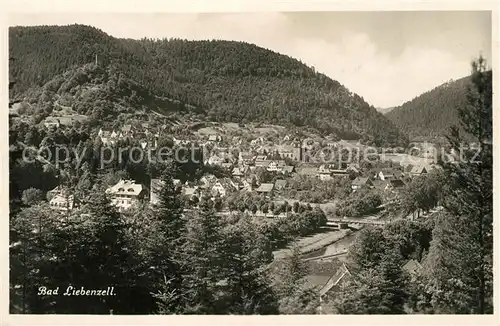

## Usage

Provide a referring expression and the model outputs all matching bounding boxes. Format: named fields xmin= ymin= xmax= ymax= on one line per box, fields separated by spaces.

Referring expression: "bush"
xmin=22 ymin=188 xmax=45 ymax=206
xmin=337 ymin=190 xmax=382 ymax=217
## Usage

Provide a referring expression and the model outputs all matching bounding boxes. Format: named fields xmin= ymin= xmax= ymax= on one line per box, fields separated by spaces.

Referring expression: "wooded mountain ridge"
xmin=9 ymin=24 xmax=408 ymax=147
xmin=386 ymin=74 xmax=490 ymax=141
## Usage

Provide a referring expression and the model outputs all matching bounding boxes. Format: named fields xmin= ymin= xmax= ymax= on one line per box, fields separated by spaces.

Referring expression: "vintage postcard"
xmin=2 ymin=0 xmax=498 ymax=325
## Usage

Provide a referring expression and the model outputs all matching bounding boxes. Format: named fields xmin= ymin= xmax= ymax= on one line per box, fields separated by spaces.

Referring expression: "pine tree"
xmin=181 ymin=205 xmax=225 ymax=313
xmin=150 ymin=165 xmax=188 ymax=313
xmin=274 ymin=244 xmax=319 ymax=314
xmin=74 ymin=189 xmax=137 ymax=313
xmin=217 ymin=218 xmax=279 ymax=314
xmin=332 ymin=248 xmax=407 ymax=314
xmin=154 ymin=166 xmax=185 ymax=243
xmin=420 ymin=57 xmax=493 ymax=313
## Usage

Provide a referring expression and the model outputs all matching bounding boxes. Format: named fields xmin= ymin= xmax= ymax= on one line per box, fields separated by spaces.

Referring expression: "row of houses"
xmin=351 ymin=164 xmax=435 ymax=192
xmin=47 ymin=162 xmax=438 ymax=212
xmin=107 ymin=174 xmax=287 ymax=211
xmin=296 ymin=163 xmax=353 ymax=180
xmin=204 ymin=153 xmax=297 ymax=177
xmin=98 ymin=125 xmax=161 ymax=146
xmin=204 ymin=142 xmax=303 ymax=170
xmin=351 ymin=177 xmax=405 ymax=192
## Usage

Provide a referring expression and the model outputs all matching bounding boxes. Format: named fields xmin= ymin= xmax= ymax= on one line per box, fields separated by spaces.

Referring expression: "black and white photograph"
xmin=5 ymin=3 xmax=496 ymax=322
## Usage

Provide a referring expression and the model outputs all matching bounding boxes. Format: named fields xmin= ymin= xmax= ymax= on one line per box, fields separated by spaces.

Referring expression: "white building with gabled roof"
xmin=106 ymin=179 xmax=146 ymax=211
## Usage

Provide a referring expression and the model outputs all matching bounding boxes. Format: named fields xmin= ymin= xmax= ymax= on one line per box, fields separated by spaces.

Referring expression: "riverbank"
xmin=272 ymin=224 xmax=364 ymax=260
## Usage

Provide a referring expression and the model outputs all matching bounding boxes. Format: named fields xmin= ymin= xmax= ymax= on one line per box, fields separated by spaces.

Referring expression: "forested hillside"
xmin=9 ymin=24 xmax=408 ymax=147
xmin=14 ymin=63 xmax=199 ymax=125
xmin=386 ymin=75 xmax=482 ymax=140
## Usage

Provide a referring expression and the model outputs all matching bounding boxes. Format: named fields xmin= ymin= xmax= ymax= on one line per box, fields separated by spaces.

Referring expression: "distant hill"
xmin=386 ymin=76 xmax=476 ymax=141
xmin=377 ymin=107 xmax=396 ymax=115
xmin=9 ymin=24 xmax=408 ymax=147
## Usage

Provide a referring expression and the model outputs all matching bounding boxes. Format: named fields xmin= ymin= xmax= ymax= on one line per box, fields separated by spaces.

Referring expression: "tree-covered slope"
xmin=9 ymin=24 xmax=408 ymax=146
xmin=16 ymin=62 xmax=198 ymax=124
xmin=386 ymin=76 xmax=477 ymax=140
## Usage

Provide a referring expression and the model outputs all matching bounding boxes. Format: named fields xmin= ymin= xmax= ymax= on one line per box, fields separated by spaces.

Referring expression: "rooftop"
xmin=256 ymin=183 xmax=274 ymax=193
xmin=106 ymin=179 xmax=144 ymax=196
xmin=352 ymin=177 xmax=371 ymax=186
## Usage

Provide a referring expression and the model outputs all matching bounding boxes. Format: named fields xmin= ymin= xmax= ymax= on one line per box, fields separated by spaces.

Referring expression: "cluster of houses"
xmin=203 ymin=142 xmax=302 ymax=171
xmin=351 ymin=164 xmax=434 ymax=193
xmin=97 ymin=124 xmax=160 ymax=147
xmin=46 ymin=161 xmax=437 ymax=213
xmin=45 ymin=121 xmax=442 ymax=212
xmin=47 ymin=169 xmax=288 ymax=212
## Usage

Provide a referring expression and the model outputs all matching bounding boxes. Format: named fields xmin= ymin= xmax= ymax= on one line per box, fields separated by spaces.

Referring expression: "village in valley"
xmin=46 ymin=121 xmax=442 ymax=216
xmin=8 ymin=13 xmax=492 ymax=316
xmin=38 ymin=117 xmax=448 ymax=312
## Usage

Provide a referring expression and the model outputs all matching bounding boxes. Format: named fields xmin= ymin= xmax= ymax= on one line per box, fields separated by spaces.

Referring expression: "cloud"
xmin=287 ymin=33 xmax=471 ymax=107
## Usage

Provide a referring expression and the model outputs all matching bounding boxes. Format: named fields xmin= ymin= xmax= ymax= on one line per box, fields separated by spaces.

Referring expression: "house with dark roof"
xmin=317 ymin=164 xmax=334 ymax=181
xmin=241 ymin=179 xmax=254 ymax=192
xmin=319 ymin=263 xmax=351 ymax=300
xmin=330 ymin=169 xmax=349 ymax=177
xmin=411 ymin=165 xmax=428 ymax=176
xmin=98 ymin=127 xmax=113 ymax=138
xmin=318 ymin=164 xmax=332 ymax=174
xmin=385 ymin=179 xmax=405 ymax=192
xmin=393 ymin=170 xmax=405 ymax=179
xmin=47 ymin=185 xmax=65 ymax=199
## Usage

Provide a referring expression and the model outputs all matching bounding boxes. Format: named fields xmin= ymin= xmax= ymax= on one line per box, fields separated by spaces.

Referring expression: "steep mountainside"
xmin=9 ymin=24 xmax=408 ymax=146
xmin=386 ymin=76 xmax=477 ymax=140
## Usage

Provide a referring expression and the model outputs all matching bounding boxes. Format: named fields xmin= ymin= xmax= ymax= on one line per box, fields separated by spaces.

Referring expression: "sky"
xmin=9 ymin=11 xmax=492 ymax=108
